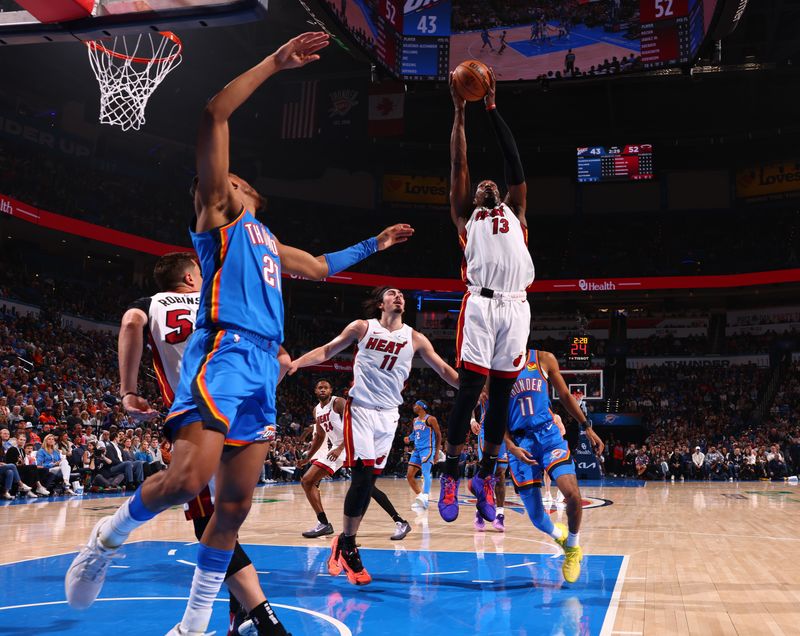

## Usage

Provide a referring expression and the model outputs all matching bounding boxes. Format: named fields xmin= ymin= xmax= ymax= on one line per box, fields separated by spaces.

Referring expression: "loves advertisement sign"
xmin=382 ymin=174 xmax=448 ymax=206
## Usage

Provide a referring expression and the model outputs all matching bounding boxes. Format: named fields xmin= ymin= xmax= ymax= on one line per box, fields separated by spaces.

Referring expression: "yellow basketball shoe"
xmin=562 ymin=545 xmax=583 ymax=583
xmin=552 ymin=522 xmax=569 ymax=552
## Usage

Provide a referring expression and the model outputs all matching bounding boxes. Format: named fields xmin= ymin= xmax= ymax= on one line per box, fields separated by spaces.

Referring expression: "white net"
xmin=86 ymin=32 xmax=182 ymax=132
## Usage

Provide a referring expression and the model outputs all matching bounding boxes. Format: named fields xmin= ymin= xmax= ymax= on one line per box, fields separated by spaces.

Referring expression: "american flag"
xmin=281 ymin=80 xmax=318 ymax=140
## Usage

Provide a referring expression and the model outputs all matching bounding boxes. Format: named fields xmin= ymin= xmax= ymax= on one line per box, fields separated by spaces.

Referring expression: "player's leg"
xmin=369 ymin=482 xmax=411 ymax=540
xmin=419 ymin=459 xmax=433 ymax=506
xmin=542 ymin=470 xmax=553 ymax=505
xmin=406 ymin=461 xmax=422 ymax=495
xmin=492 ymin=462 xmax=507 ymax=532
xmin=329 ymin=401 xmax=376 ymax=585
xmin=301 ymin=463 xmax=335 ymax=537
xmin=547 ymin=440 xmax=582 ymax=582
xmin=175 ymin=441 xmax=267 ymax=634
xmin=65 ymin=421 xmax=223 ymax=610
xmin=440 ymin=369 xmax=485 ymax=521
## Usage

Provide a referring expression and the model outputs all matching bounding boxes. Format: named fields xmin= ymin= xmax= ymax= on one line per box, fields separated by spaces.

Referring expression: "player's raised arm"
xmin=449 ymin=73 xmax=472 ymax=231
xmin=275 ymin=223 xmax=413 ymax=281
xmin=483 ymin=69 xmax=527 ymax=221
xmin=194 ymin=32 xmax=330 ymax=232
xmin=118 ymin=305 xmax=157 ymax=422
xmin=412 ymin=330 xmax=459 ymax=388
xmin=540 ymin=350 xmax=604 ymax=454
xmin=290 ymin=320 xmax=368 ymax=372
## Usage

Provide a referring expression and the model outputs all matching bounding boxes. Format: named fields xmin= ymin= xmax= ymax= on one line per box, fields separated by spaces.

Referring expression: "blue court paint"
xmin=508 ymin=23 xmax=639 ymax=58
xmin=0 ymin=541 xmax=625 ymax=635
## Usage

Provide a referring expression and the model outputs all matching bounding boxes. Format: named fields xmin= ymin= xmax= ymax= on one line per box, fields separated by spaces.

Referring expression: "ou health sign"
xmin=403 ymin=0 xmax=451 ymax=36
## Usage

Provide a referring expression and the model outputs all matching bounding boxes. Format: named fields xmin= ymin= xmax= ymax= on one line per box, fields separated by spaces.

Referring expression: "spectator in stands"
xmin=635 ymin=447 xmax=649 ymax=479
xmin=36 ymin=434 xmax=75 ymax=495
xmin=0 ymin=453 xmax=36 ymax=499
xmin=727 ymin=446 xmax=742 ymax=480
xmin=692 ymin=446 xmax=707 ymax=480
xmin=4 ymin=434 xmax=49 ymax=495
xmin=104 ymin=430 xmax=144 ymax=488
xmin=766 ymin=444 xmax=788 ymax=480
xmin=0 ymin=427 xmax=10 ymax=451
xmin=668 ymin=447 xmax=684 ymax=481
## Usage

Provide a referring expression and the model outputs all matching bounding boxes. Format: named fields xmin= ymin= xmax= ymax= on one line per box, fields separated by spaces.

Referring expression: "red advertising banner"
xmin=4 ymin=192 xmax=800 ymax=294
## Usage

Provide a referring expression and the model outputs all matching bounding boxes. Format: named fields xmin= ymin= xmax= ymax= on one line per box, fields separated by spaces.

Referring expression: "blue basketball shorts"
xmin=508 ymin=432 xmax=575 ymax=489
xmin=165 ymin=327 xmax=280 ymax=446
xmin=409 ymin=447 xmax=435 ymax=467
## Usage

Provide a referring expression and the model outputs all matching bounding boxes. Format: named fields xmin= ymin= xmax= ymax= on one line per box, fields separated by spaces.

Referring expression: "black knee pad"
xmin=343 ymin=461 xmax=374 ymax=518
xmin=226 ymin=541 xmax=252 ymax=578
xmin=445 ymin=368 xmax=487 ymax=446
xmin=485 ymin=376 xmax=516 ymax=445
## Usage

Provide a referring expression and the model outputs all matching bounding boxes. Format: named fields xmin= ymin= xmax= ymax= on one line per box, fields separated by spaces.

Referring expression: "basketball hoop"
xmin=86 ymin=31 xmax=183 ymax=132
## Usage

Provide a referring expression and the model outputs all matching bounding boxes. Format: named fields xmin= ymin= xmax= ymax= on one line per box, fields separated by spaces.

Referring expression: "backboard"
xmin=0 ymin=0 xmax=268 ymax=45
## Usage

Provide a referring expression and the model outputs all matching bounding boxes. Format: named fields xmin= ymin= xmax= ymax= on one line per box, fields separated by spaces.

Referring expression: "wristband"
xmin=485 ymin=103 xmax=497 ymax=111
xmin=324 ymin=236 xmax=379 ymax=276
xmin=122 ymin=392 xmax=140 ymax=400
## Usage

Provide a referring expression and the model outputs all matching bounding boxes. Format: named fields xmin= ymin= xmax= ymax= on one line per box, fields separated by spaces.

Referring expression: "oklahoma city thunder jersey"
xmin=191 ymin=208 xmax=284 ymax=343
xmin=412 ymin=415 xmax=436 ymax=453
xmin=507 ymin=350 xmax=557 ymax=438
xmin=349 ymin=319 xmax=414 ymax=409
xmin=460 ymin=202 xmax=535 ymax=292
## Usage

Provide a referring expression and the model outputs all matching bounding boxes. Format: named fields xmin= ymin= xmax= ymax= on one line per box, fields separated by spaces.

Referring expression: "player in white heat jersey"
xmin=438 ymin=68 xmax=535 ymax=525
xmin=118 ymin=252 xmax=291 ymax=636
xmin=291 ymin=287 xmax=459 ymax=586
xmin=298 ymin=379 xmax=346 ymax=538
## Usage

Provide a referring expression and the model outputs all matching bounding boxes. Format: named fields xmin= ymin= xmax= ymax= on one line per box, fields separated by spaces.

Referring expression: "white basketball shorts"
xmin=310 ymin=443 xmax=345 ymax=476
xmin=455 ymin=288 xmax=530 ymax=377
xmin=343 ymin=399 xmax=399 ymax=473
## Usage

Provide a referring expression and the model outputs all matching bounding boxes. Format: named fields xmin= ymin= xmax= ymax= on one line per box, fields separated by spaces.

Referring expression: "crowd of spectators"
xmin=605 ymin=362 xmax=800 ymax=481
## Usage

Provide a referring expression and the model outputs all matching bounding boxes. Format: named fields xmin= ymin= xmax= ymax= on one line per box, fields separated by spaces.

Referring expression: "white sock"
xmin=496 ymin=507 xmax=505 ymax=516
xmin=567 ymin=531 xmax=580 ymax=548
xmin=419 ymin=492 xmax=429 ymax=502
xmin=550 ymin=525 xmax=564 ymax=540
xmin=100 ymin=499 xmax=145 ymax=548
xmin=180 ymin=567 xmax=226 ymax=633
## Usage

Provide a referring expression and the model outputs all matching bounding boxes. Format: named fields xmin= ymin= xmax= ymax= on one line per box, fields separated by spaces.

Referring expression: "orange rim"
xmin=86 ymin=31 xmax=182 ymax=64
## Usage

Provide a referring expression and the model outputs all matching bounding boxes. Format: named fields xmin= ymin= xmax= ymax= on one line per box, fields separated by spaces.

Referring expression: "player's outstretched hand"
xmin=510 ymin=445 xmax=538 ymax=466
xmin=483 ymin=67 xmax=497 ymax=110
xmin=449 ymin=71 xmax=466 ymax=109
xmin=272 ymin=32 xmax=330 ymax=70
xmin=122 ymin=394 xmax=159 ymax=423
xmin=470 ymin=418 xmax=481 ymax=435
xmin=587 ymin=427 xmax=605 ymax=456
xmin=376 ymin=223 xmax=414 ymax=251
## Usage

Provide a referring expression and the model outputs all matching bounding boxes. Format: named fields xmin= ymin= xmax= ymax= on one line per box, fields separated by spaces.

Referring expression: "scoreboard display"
xmin=566 ymin=335 xmax=594 ymax=368
xmin=640 ymin=0 xmax=707 ymax=69
xmin=577 ymin=144 xmax=654 ymax=183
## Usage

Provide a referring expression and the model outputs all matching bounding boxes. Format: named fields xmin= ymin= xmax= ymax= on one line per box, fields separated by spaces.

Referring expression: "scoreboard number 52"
xmin=654 ymin=0 xmax=674 ymax=18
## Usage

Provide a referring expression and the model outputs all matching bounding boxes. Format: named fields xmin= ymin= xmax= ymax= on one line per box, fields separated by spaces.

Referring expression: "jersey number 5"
xmin=165 ymin=309 xmax=193 ymax=344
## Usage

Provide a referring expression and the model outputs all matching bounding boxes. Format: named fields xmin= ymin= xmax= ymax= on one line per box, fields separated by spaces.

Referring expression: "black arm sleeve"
xmin=487 ymin=107 xmax=525 ymax=186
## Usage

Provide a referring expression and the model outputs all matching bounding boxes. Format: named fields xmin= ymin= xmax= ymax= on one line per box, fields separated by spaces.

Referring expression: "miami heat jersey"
xmin=128 ymin=291 xmax=200 ymax=407
xmin=349 ymin=319 xmax=414 ymax=409
xmin=460 ymin=202 xmax=535 ymax=292
xmin=192 ymin=208 xmax=284 ymax=343
xmin=507 ymin=350 xmax=557 ymax=437
xmin=314 ymin=397 xmax=345 ymax=450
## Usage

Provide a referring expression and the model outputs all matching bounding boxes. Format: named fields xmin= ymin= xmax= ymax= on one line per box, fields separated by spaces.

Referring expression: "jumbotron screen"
xmin=577 ymin=144 xmax=654 ymax=183
xmin=322 ymin=1 xmax=721 ymax=82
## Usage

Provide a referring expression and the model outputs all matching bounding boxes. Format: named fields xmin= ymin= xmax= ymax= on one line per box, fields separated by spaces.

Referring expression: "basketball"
xmin=452 ymin=59 xmax=491 ymax=102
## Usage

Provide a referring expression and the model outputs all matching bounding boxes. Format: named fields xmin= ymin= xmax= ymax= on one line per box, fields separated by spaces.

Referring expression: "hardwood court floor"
xmin=3 ymin=478 xmax=800 ymax=635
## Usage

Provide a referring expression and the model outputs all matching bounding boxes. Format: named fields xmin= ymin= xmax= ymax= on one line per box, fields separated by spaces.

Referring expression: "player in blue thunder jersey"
xmin=66 ymin=32 xmax=414 ymax=635
xmin=405 ymin=400 xmax=442 ymax=510
xmin=503 ymin=350 xmax=604 ymax=583
xmin=471 ymin=396 xmax=509 ymax=532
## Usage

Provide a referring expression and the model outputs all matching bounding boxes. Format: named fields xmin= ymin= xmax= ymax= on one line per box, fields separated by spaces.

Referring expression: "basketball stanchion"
xmin=86 ymin=31 xmax=183 ymax=131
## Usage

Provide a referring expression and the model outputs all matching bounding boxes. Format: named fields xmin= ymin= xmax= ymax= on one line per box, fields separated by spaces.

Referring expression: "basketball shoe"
xmin=391 ymin=520 xmax=411 ymax=541
xmin=438 ymin=475 xmax=460 ymax=522
xmin=492 ymin=513 xmax=505 ymax=532
xmin=468 ymin=474 xmax=497 ymax=521
xmin=64 ymin=516 xmax=122 ymax=609
xmin=473 ymin=511 xmax=486 ymax=531
xmin=302 ymin=522 xmax=334 ymax=538
xmin=552 ymin=522 xmax=569 ymax=551
xmin=562 ymin=545 xmax=582 ymax=583
xmin=328 ymin=534 xmax=371 ymax=585
xmin=165 ymin=625 xmax=214 ymax=635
